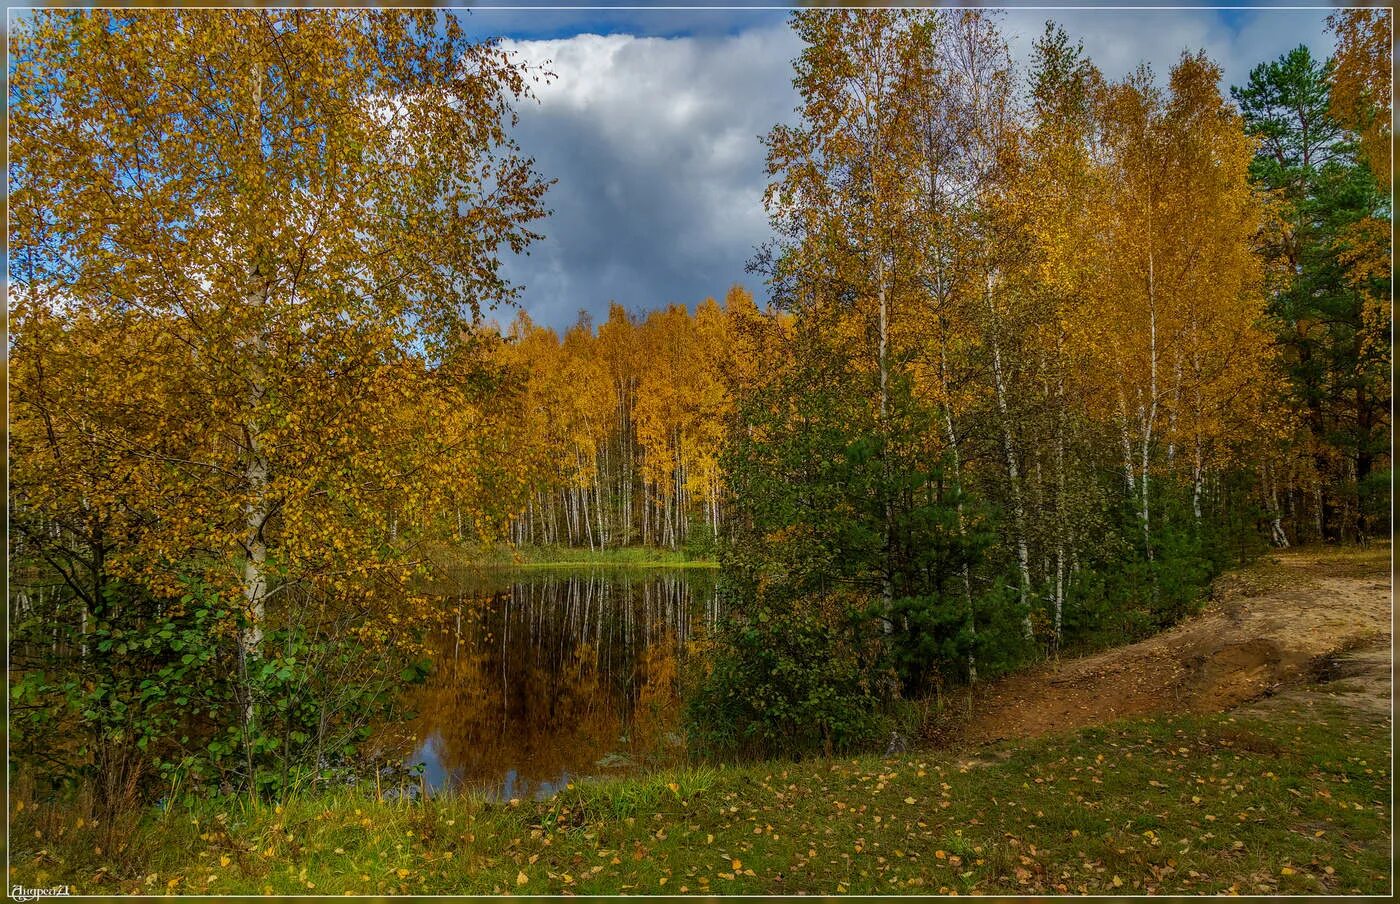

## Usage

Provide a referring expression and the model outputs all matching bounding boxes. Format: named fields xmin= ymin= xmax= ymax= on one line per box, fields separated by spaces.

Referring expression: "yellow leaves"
xmin=219 ymin=855 xmax=231 ymax=868
xmin=9 ymin=6 xmax=555 ymax=705
xmin=1328 ymin=10 xmax=1392 ymax=191
xmin=515 ymin=870 xmax=528 ymax=886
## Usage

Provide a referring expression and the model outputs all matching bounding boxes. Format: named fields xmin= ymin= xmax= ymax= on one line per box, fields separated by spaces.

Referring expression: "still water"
xmin=395 ymin=567 xmax=719 ymax=799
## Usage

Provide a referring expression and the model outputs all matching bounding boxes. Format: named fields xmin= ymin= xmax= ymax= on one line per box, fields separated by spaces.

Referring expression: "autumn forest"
xmin=6 ymin=6 xmax=1393 ymax=897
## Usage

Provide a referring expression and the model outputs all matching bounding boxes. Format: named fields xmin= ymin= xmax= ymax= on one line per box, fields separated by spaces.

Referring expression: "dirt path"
xmin=959 ymin=544 xmax=1392 ymax=744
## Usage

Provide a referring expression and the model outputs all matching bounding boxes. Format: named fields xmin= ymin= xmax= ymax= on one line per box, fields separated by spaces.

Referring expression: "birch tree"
xmin=8 ymin=8 xmax=550 ymax=782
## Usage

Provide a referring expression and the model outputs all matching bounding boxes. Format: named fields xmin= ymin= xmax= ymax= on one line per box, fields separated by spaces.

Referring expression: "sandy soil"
xmin=957 ymin=543 xmax=1392 ymax=744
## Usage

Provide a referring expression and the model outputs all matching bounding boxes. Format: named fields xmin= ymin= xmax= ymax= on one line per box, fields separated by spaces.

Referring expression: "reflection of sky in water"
xmin=411 ymin=734 xmax=458 ymax=793
xmin=409 ymin=731 xmax=573 ymax=800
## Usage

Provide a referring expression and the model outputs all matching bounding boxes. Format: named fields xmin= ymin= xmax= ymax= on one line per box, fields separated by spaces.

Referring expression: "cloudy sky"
xmin=460 ymin=5 xmax=1336 ymax=331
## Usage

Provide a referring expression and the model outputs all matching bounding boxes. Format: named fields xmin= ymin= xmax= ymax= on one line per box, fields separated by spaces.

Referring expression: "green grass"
xmin=11 ymin=700 xmax=1389 ymax=895
xmin=439 ymin=542 xmax=718 ymax=569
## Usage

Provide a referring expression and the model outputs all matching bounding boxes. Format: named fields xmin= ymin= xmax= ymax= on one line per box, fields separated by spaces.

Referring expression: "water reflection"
xmin=402 ymin=568 xmax=718 ymax=799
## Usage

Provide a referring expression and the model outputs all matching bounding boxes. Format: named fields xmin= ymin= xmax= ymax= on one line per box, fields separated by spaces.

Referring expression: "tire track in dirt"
xmin=956 ymin=544 xmax=1392 ymax=745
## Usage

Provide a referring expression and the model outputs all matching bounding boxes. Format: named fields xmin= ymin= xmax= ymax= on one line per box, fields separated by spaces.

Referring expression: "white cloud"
xmin=496 ymin=24 xmax=801 ymax=329
xmin=1002 ymin=8 xmax=1331 ymax=92
xmin=495 ymin=10 xmax=1332 ymax=331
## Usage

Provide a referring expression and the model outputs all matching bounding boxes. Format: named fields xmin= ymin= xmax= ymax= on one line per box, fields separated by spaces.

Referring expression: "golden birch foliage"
xmin=1079 ymin=55 xmax=1274 ymax=483
xmin=634 ymin=305 xmax=697 ymax=496
xmin=560 ymin=317 xmax=615 ymax=489
xmin=492 ymin=291 xmax=748 ymax=541
xmin=1327 ymin=8 xmax=1393 ymax=193
xmin=1327 ymin=10 xmax=1392 ymax=380
xmin=763 ymin=8 xmax=939 ymax=401
xmin=8 ymin=10 xmax=549 ymax=629
xmin=500 ymin=313 xmax=571 ymax=497
xmin=1158 ymin=56 xmax=1275 ymax=472
xmin=688 ymin=297 xmax=735 ymax=495
xmin=718 ymin=285 xmax=787 ymax=398
xmin=597 ymin=303 xmax=644 ymax=415
xmin=1021 ymin=25 xmax=1106 ymax=312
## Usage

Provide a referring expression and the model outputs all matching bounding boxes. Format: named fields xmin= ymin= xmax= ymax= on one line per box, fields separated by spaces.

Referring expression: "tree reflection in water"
xmin=399 ymin=568 xmax=718 ymax=799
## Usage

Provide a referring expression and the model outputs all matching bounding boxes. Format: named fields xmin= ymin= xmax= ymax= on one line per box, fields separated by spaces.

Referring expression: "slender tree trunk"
xmin=941 ymin=403 xmax=978 ymax=685
xmin=1052 ymin=381 xmax=1068 ymax=652
xmin=236 ymin=83 xmax=271 ymax=794
xmin=592 ymin=443 xmax=607 ymax=549
xmin=1192 ymin=434 xmax=1204 ymax=521
xmin=877 ymin=253 xmax=894 ymax=628
xmin=239 ymin=36 xmax=269 ymax=691
xmin=582 ymin=476 xmax=595 ymax=552
xmin=984 ymin=273 xmax=1033 ymax=640
xmin=1265 ymin=463 xmax=1290 ymax=548
xmin=1139 ymin=244 xmax=1158 ymax=563
xmin=1116 ymin=391 xmax=1137 ymax=495
xmin=1355 ymin=379 xmax=1372 ymax=541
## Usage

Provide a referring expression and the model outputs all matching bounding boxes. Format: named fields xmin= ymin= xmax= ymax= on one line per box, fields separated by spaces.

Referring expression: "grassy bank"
xmin=10 ymin=700 xmax=1388 ymax=895
xmin=433 ymin=542 xmax=718 ymax=569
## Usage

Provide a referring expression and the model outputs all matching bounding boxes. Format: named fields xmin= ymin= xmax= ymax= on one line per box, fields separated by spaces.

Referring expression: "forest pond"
xmin=386 ymin=566 xmax=720 ymax=800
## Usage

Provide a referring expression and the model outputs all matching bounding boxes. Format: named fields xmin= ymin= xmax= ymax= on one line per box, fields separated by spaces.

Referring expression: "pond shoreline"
xmin=424 ymin=542 xmax=720 ymax=571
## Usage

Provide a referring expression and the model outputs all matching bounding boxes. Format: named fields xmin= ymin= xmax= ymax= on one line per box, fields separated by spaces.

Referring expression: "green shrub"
xmin=9 ymin=574 xmax=422 ymax=808
xmin=684 ymin=594 xmax=890 ymax=759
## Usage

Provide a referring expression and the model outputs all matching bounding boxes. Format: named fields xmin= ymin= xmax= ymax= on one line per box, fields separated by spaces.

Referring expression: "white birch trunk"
xmin=1139 ymin=243 xmax=1158 ymax=562
xmin=1116 ymin=391 xmax=1137 ymax=495
xmin=239 ymin=39 xmax=269 ymax=674
xmin=984 ymin=274 xmax=1034 ymax=640
xmin=1192 ymin=434 xmax=1204 ymax=521
xmin=878 ymin=253 xmax=894 ymax=631
xmin=1053 ymin=381 xmax=1068 ymax=651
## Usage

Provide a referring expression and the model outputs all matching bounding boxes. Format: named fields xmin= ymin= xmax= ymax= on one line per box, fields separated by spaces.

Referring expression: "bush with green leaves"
xmin=684 ymin=593 xmax=890 ymax=759
xmin=9 ymin=573 xmax=424 ymax=809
